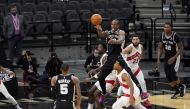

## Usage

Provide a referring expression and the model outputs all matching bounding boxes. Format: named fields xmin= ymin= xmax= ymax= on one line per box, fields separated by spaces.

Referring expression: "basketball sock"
xmin=7 ymin=95 xmax=18 ymax=106
xmin=139 ymin=79 xmax=147 ymax=93
xmin=87 ymin=103 xmax=94 ymax=109
xmin=15 ymin=104 xmax=22 ymax=109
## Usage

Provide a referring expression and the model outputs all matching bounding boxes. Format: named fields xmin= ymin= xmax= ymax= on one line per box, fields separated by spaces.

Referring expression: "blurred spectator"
xmin=3 ymin=3 xmax=27 ymax=65
xmin=45 ymin=52 xmax=63 ymax=78
xmin=19 ymin=50 xmax=40 ymax=84
xmin=84 ymin=48 xmax=100 ymax=73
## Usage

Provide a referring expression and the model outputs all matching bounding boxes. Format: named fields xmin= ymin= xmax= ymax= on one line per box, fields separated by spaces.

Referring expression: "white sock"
xmin=15 ymin=104 xmax=22 ymax=109
xmin=7 ymin=96 xmax=18 ymax=105
xmin=87 ymin=103 xmax=94 ymax=109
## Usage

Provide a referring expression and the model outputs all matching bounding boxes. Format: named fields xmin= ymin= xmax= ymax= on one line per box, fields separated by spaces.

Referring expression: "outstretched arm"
xmin=122 ymin=73 xmax=135 ymax=105
xmin=95 ymin=25 xmax=107 ymax=38
xmin=123 ymin=46 xmax=132 ymax=55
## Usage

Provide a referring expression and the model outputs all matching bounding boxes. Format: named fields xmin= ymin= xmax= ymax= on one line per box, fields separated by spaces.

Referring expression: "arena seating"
xmin=0 ymin=0 xmax=135 ymax=48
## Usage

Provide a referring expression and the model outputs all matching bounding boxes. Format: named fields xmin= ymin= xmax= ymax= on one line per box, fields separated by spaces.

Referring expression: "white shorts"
xmin=95 ymin=80 xmax=115 ymax=93
xmin=113 ymin=86 xmax=141 ymax=109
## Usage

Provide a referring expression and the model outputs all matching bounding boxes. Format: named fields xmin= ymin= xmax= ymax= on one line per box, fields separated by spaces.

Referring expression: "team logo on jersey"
xmin=127 ymin=52 xmax=141 ymax=61
xmin=0 ymin=71 xmax=14 ymax=82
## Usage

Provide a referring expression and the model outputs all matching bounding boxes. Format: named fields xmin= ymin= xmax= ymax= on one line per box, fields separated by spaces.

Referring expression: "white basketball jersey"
xmin=117 ymin=69 xmax=139 ymax=95
xmin=125 ymin=44 xmax=142 ymax=69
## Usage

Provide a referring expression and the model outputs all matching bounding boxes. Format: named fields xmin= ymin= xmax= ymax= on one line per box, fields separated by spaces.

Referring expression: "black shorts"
xmin=164 ymin=58 xmax=180 ymax=82
xmin=54 ymin=101 xmax=74 ymax=109
xmin=98 ymin=55 xmax=119 ymax=79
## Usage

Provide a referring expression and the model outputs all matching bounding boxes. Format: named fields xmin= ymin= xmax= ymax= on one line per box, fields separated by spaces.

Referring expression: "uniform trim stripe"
xmin=106 ymin=80 xmax=115 ymax=86
xmin=124 ymin=94 xmax=135 ymax=101
xmin=174 ymin=55 xmax=180 ymax=72
xmin=134 ymin=67 xmax=141 ymax=77
xmin=118 ymin=81 xmax=129 ymax=89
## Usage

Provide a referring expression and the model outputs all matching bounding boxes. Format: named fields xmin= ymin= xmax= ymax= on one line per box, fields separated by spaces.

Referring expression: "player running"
xmin=123 ymin=34 xmax=150 ymax=106
xmin=86 ymin=43 xmax=117 ymax=109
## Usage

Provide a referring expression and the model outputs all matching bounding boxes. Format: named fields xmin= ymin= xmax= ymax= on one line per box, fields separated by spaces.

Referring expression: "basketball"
xmin=90 ymin=14 xmax=102 ymax=25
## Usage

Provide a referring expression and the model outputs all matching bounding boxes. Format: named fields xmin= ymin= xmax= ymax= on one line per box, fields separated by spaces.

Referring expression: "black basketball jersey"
xmin=160 ymin=32 xmax=180 ymax=59
xmin=55 ymin=74 xmax=75 ymax=102
xmin=105 ymin=29 xmax=123 ymax=56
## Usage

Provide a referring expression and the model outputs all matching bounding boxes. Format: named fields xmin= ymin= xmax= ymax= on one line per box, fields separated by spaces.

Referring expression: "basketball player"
xmin=95 ymin=19 xmax=141 ymax=98
xmin=0 ymin=66 xmax=22 ymax=109
xmin=112 ymin=59 xmax=146 ymax=109
xmin=157 ymin=22 xmax=186 ymax=99
xmin=51 ymin=64 xmax=81 ymax=109
xmin=123 ymin=34 xmax=150 ymax=106
xmin=86 ymin=43 xmax=117 ymax=109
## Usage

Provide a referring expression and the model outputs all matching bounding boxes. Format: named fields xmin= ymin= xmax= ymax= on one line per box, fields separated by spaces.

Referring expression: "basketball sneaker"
xmin=15 ymin=104 xmax=22 ymax=109
xmin=179 ymin=84 xmax=186 ymax=97
xmin=171 ymin=89 xmax=180 ymax=99
xmin=98 ymin=93 xmax=105 ymax=103
xmin=143 ymin=99 xmax=151 ymax=107
xmin=141 ymin=92 xmax=149 ymax=99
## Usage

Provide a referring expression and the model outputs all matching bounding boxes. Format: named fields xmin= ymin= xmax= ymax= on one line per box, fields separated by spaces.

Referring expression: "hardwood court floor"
xmin=149 ymin=93 xmax=190 ymax=109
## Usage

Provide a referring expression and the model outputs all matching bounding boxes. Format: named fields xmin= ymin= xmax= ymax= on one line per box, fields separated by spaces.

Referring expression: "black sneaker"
xmin=148 ymin=69 xmax=160 ymax=76
xmin=171 ymin=90 xmax=180 ymax=99
xmin=180 ymin=84 xmax=186 ymax=97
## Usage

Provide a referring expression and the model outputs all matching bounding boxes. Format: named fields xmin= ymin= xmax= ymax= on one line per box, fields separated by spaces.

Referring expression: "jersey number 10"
xmin=60 ymin=84 xmax=68 ymax=95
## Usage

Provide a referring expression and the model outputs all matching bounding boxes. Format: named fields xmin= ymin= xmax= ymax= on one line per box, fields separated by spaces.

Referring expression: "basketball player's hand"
xmin=129 ymin=96 xmax=135 ymax=105
xmin=168 ymin=57 xmax=175 ymax=65
xmin=108 ymin=39 xmax=115 ymax=44
xmin=95 ymin=25 xmax=102 ymax=31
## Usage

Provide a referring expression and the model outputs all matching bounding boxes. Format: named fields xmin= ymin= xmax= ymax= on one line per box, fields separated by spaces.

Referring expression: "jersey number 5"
xmin=60 ymin=84 xmax=68 ymax=95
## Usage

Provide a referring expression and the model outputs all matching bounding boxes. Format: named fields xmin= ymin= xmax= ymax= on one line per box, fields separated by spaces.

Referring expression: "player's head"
xmin=9 ymin=4 xmax=17 ymax=16
xmin=93 ymin=48 xmax=99 ymax=57
xmin=132 ymin=34 xmax=140 ymax=47
xmin=60 ymin=63 xmax=70 ymax=74
xmin=164 ymin=22 xmax=172 ymax=33
xmin=111 ymin=19 xmax=120 ymax=31
xmin=114 ymin=58 xmax=125 ymax=71
xmin=97 ymin=43 xmax=107 ymax=55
